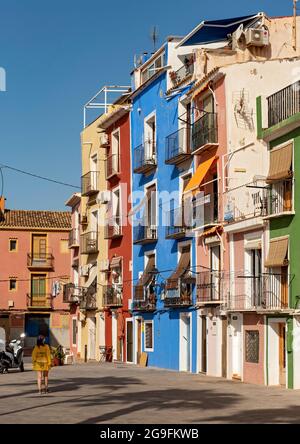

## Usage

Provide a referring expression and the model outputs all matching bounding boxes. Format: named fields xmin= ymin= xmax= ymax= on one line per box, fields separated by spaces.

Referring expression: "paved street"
xmin=1 ymin=362 xmax=300 ymax=424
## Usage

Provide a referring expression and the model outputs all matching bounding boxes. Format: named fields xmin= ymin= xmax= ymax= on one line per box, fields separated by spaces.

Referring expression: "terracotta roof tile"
xmin=0 ymin=210 xmax=71 ymax=230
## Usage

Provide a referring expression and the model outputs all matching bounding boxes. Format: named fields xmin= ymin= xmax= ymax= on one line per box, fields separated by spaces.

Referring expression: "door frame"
xmin=179 ymin=312 xmax=192 ymax=372
xmin=88 ymin=316 xmax=96 ymax=360
xmin=134 ymin=316 xmax=143 ymax=365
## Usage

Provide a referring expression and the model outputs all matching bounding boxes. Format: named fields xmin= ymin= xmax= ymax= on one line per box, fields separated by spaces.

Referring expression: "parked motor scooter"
xmin=0 ymin=333 xmax=25 ymax=373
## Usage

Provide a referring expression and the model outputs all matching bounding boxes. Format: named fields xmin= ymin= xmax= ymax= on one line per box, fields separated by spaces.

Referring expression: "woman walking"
xmin=32 ymin=336 xmax=51 ymax=395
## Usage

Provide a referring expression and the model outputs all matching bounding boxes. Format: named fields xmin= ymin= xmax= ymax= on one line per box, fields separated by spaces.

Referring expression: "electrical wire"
xmin=0 ymin=167 xmax=4 ymax=197
xmin=0 ymin=163 xmax=80 ymax=189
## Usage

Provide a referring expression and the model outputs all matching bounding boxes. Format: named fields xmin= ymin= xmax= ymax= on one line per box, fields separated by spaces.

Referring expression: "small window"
xmin=72 ymin=318 xmax=77 ymax=346
xmin=60 ymin=239 xmax=69 ymax=253
xmin=9 ymin=239 xmax=17 ymax=252
xmin=144 ymin=321 xmax=154 ymax=351
xmin=9 ymin=279 xmax=17 ymax=291
xmin=245 ymin=330 xmax=259 ymax=363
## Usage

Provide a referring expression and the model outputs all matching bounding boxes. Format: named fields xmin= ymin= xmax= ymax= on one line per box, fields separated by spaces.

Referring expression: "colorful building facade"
xmin=0 ymin=208 xmax=71 ymax=350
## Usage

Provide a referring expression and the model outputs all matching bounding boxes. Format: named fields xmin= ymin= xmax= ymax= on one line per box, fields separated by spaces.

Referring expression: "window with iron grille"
xmin=144 ymin=321 xmax=154 ymax=351
xmin=245 ymin=330 xmax=259 ymax=363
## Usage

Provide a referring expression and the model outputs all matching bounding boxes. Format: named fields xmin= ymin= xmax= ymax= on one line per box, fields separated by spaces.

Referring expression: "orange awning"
xmin=184 ymin=156 xmax=216 ymax=194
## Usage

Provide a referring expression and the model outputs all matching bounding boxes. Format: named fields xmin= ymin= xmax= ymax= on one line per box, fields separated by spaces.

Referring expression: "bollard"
xmin=84 ymin=345 xmax=88 ymax=363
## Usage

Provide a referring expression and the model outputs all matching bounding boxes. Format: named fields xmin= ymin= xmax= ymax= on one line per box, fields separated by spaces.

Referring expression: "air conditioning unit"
xmin=100 ymin=133 xmax=109 ymax=146
xmin=8 ymin=300 xmax=14 ymax=308
xmin=244 ymin=27 xmax=269 ymax=47
xmin=99 ymin=259 xmax=110 ymax=272
xmin=80 ymin=265 xmax=89 ymax=277
xmin=98 ymin=191 xmax=111 ymax=204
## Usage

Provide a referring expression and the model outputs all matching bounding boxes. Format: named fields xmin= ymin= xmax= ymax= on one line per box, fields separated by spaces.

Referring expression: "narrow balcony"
xmin=133 ymin=141 xmax=156 ymax=174
xmin=105 ymin=153 xmax=119 ymax=180
xmin=264 ymin=180 xmax=294 ymax=218
xmin=133 ymin=224 xmax=157 ymax=245
xmin=81 ymin=171 xmax=98 ymax=196
xmin=193 ymin=193 xmax=218 ymax=230
xmin=103 ymin=285 xmax=123 ymax=307
xmin=165 ymin=127 xmax=191 ymax=165
xmin=169 ymin=59 xmax=194 ymax=87
xmin=68 ymin=228 xmax=80 ymax=248
xmin=79 ymin=293 xmax=97 ymax=311
xmin=132 ymin=285 xmax=157 ymax=312
xmin=191 ymin=112 xmax=218 ymax=155
xmin=27 ymin=294 xmax=53 ymax=310
xmin=267 ymin=80 xmax=300 ymax=127
xmin=224 ymin=273 xmax=290 ymax=312
xmin=197 ymin=271 xmax=223 ymax=304
xmin=165 ymin=206 xmax=192 ymax=239
xmin=104 ymin=216 xmax=122 ymax=239
xmin=27 ymin=253 xmax=54 ymax=270
xmin=164 ymin=278 xmax=194 ymax=308
xmin=63 ymin=283 xmax=85 ymax=304
xmin=80 ymin=231 xmax=98 ymax=254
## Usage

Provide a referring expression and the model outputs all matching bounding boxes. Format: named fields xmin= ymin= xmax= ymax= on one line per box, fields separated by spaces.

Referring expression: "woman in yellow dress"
xmin=32 ymin=336 xmax=51 ymax=395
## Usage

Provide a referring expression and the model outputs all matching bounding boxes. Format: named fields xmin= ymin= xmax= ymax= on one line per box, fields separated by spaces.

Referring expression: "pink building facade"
xmin=0 ymin=208 xmax=71 ymax=350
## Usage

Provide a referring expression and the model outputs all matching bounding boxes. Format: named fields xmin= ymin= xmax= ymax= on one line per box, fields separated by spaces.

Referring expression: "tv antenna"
xmin=150 ymin=26 xmax=159 ymax=52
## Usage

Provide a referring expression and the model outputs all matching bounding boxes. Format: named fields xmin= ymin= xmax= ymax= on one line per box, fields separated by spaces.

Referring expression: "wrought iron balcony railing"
xmin=191 ymin=112 xmax=218 ymax=154
xmin=63 ymin=283 xmax=85 ymax=304
xmin=197 ymin=271 xmax=223 ymax=304
xmin=81 ymin=171 xmax=98 ymax=196
xmin=267 ymin=80 xmax=300 ymax=127
xmin=27 ymin=253 xmax=54 ymax=269
xmin=133 ymin=141 xmax=156 ymax=174
xmin=193 ymin=193 xmax=219 ymax=229
xmin=79 ymin=292 xmax=97 ymax=311
xmin=164 ymin=278 xmax=194 ymax=307
xmin=27 ymin=294 xmax=53 ymax=310
xmin=105 ymin=154 xmax=119 ymax=180
xmin=224 ymin=273 xmax=290 ymax=311
xmin=68 ymin=228 xmax=80 ymax=248
xmin=132 ymin=285 xmax=157 ymax=311
xmin=80 ymin=231 xmax=98 ymax=254
xmin=165 ymin=127 xmax=191 ymax=165
xmin=133 ymin=224 xmax=158 ymax=244
xmin=165 ymin=206 xmax=192 ymax=239
xmin=103 ymin=285 xmax=123 ymax=307
xmin=104 ymin=216 xmax=122 ymax=239
xmin=169 ymin=60 xmax=194 ymax=86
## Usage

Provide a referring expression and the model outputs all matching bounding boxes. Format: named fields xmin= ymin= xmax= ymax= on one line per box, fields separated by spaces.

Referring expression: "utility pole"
xmin=293 ymin=0 xmax=298 ymax=50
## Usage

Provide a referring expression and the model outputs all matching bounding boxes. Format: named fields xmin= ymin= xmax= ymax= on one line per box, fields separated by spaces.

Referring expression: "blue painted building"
xmin=130 ymin=37 xmax=199 ymax=372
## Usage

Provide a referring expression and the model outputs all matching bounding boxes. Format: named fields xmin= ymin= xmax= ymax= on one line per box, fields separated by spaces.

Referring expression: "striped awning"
xmin=265 ymin=237 xmax=289 ymax=268
xmin=184 ymin=156 xmax=216 ymax=195
xmin=266 ymin=143 xmax=293 ymax=184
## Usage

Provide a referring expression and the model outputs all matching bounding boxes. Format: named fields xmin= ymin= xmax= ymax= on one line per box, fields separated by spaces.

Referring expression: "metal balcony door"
xmin=210 ymin=245 xmax=220 ymax=301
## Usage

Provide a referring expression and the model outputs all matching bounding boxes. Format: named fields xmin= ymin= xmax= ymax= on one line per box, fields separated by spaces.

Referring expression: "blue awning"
xmin=178 ymin=14 xmax=262 ymax=47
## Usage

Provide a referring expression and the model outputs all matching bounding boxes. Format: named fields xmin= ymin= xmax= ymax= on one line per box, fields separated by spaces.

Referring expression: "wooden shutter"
xmin=266 ymin=143 xmax=293 ymax=184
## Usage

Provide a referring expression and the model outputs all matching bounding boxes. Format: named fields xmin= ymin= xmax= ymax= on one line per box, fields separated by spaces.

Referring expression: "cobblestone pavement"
xmin=1 ymin=362 xmax=300 ymax=424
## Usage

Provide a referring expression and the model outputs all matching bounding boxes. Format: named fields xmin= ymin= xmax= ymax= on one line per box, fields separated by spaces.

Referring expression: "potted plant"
xmin=51 ymin=345 xmax=65 ymax=366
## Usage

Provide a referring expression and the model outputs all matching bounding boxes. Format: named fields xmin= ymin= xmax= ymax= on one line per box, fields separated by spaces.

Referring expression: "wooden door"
xmin=284 ymin=180 xmax=292 ymax=211
xmin=32 ymin=235 xmax=47 ymax=262
xmin=137 ymin=320 xmax=142 ymax=364
xmin=126 ymin=321 xmax=133 ymax=362
xmin=281 ymin=266 xmax=288 ymax=309
xmin=201 ymin=316 xmax=207 ymax=373
xmin=279 ymin=323 xmax=286 ymax=386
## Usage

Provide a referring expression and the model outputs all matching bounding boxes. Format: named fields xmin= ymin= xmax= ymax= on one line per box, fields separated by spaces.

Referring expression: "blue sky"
xmin=0 ymin=0 xmax=292 ymax=210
